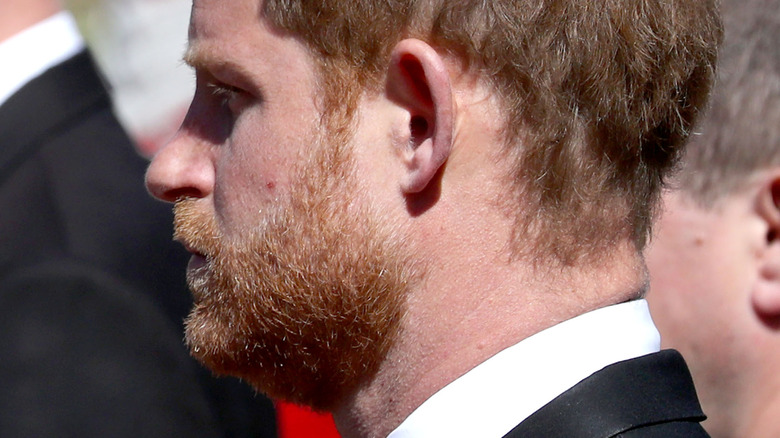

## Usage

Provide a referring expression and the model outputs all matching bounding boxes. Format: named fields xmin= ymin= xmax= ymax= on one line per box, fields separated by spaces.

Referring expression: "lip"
xmin=179 ymin=241 xmax=209 ymax=273
xmin=187 ymin=252 xmax=208 ymax=271
xmin=182 ymin=248 xmax=210 ymax=304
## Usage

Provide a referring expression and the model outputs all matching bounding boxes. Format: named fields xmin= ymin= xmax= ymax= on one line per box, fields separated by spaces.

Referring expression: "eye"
xmin=207 ymin=81 xmax=244 ymax=108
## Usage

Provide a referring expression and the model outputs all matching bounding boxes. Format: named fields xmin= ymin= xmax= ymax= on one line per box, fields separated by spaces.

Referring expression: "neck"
xmin=333 ymin=241 xmax=645 ymax=438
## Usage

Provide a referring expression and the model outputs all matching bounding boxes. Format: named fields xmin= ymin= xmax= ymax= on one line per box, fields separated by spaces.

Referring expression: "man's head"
xmin=646 ymin=0 xmax=780 ymax=435
xmin=146 ymin=0 xmax=720 ymax=415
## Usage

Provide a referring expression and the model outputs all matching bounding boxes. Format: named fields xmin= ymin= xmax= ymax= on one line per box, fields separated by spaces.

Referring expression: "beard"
xmin=172 ymin=141 xmax=416 ymax=411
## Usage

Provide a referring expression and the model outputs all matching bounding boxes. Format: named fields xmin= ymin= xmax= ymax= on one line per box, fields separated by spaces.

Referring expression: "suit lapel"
xmin=0 ymin=50 xmax=110 ymax=178
xmin=503 ymin=350 xmax=705 ymax=438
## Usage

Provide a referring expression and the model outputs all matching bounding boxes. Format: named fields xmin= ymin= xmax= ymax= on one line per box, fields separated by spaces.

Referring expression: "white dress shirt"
xmin=389 ymin=299 xmax=660 ymax=438
xmin=0 ymin=11 xmax=84 ymax=107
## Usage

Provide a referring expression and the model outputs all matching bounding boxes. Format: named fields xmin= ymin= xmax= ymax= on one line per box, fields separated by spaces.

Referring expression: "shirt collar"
xmin=389 ymin=299 xmax=660 ymax=438
xmin=0 ymin=11 xmax=85 ymax=107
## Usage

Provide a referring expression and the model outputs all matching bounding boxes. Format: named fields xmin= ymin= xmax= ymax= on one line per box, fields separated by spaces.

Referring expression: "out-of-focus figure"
xmin=71 ymin=0 xmax=195 ymax=155
xmin=646 ymin=0 xmax=780 ymax=436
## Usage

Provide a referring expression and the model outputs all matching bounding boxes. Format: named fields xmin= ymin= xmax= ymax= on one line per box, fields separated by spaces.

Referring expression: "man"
xmin=0 ymin=0 xmax=276 ymax=436
xmin=146 ymin=1 xmax=721 ymax=437
xmin=646 ymin=0 xmax=780 ymax=436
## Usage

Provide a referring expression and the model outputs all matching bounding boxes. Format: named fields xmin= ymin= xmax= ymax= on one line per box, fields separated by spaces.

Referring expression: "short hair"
xmin=674 ymin=0 xmax=780 ymax=207
xmin=263 ymin=0 xmax=722 ymax=264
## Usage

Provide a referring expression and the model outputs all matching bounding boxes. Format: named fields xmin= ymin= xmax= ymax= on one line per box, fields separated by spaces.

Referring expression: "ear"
xmin=386 ymin=39 xmax=454 ymax=194
xmin=751 ymin=173 xmax=780 ymax=320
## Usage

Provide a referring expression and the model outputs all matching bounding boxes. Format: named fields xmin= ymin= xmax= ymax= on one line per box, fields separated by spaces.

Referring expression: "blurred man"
xmin=0 ymin=0 xmax=276 ymax=436
xmin=646 ymin=0 xmax=780 ymax=437
xmin=146 ymin=1 xmax=721 ymax=437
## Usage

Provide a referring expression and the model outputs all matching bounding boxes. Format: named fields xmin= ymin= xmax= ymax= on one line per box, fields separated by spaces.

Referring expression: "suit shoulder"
xmin=0 ymin=260 xmax=223 ymax=437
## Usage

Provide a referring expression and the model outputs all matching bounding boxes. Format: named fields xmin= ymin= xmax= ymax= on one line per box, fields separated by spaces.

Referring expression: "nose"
xmin=145 ymin=130 xmax=215 ymax=203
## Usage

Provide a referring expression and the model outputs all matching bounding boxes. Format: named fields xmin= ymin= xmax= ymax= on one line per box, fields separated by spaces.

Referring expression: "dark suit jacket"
xmin=503 ymin=350 xmax=709 ymax=437
xmin=0 ymin=50 xmax=276 ymax=437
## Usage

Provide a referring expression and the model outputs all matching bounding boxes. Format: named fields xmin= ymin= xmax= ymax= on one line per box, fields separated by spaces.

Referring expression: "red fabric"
xmin=276 ymin=401 xmax=341 ymax=438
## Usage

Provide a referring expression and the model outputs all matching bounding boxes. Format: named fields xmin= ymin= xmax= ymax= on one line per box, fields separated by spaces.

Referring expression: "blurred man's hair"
xmin=264 ymin=0 xmax=721 ymax=265
xmin=674 ymin=0 xmax=779 ymax=208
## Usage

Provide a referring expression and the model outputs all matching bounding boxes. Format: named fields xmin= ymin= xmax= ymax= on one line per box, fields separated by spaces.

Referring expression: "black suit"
xmin=0 ymin=50 xmax=276 ymax=437
xmin=504 ymin=350 xmax=709 ymax=437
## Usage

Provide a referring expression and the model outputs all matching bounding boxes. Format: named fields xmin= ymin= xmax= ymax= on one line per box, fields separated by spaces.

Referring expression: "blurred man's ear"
xmin=385 ymin=39 xmax=454 ymax=196
xmin=752 ymin=172 xmax=780 ymax=323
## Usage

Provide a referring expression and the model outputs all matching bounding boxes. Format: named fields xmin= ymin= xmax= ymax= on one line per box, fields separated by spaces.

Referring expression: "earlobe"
xmin=752 ymin=280 xmax=780 ymax=321
xmin=752 ymin=246 xmax=780 ymax=325
xmin=386 ymin=39 xmax=454 ymax=194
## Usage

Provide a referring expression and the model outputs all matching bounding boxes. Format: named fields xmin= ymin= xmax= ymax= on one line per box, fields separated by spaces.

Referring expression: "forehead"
xmin=190 ymin=0 xmax=260 ymax=37
xmin=187 ymin=0 xmax=314 ymax=81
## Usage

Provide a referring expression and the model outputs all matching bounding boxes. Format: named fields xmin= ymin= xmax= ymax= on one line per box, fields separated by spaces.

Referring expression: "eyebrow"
xmin=182 ymin=44 xmax=219 ymax=71
xmin=182 ymin=44 xmax=257 ymax=89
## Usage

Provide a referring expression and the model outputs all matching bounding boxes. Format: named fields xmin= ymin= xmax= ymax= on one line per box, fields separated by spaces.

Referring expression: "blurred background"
xmin=65 ymin=0 xmax=193 ymax=157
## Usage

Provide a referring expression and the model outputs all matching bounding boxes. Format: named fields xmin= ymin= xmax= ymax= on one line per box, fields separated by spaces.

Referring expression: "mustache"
xmin=173 ymin=198 xmax=222 ymax=256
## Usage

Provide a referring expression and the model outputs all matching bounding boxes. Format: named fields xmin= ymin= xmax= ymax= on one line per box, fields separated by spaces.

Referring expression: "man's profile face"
xmin=145 ymin=0 xmax=416 ymax=409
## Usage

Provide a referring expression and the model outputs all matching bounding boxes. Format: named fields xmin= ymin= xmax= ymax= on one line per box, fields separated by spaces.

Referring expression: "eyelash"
xmin=207 ymin=81 xmax=242 ymax=105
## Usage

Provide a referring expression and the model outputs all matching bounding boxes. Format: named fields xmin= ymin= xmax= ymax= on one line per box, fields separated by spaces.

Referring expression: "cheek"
xmin=210 ymin=146 xmax=278 ymax=236
xmin=647 ymin=211 xmax=715 ymax=318
xmin=646 ymin=242 xmax=700 ymax=335
xmin=226 ymin=108 xmax=311 ymax=186
xmin=646 ymin=227 xmax=751 ymax=351
xmin=210 ymin=112 xmax=315 ymax=236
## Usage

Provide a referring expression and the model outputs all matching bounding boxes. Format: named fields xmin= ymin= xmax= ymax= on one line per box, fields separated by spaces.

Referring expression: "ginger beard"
xmin=173 ymin=141 xmax=415 ymax=411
